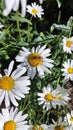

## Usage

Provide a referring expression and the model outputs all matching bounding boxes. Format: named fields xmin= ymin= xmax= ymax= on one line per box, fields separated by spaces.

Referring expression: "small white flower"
xmin=29 ymin=124 xmax=48 ymax=130
xmin=0 ymin=107 xmax=29 ymax=130
xmin=61 ymin=37 xmax=73 ymax=54
xmin=37 ymin=85 xmax=70 ymax=110
xmin=64 ymin=111 xmax=73 ymax=130
xmin=15 ymin=45 xmax=54 ymax=79
xmin=54 ymin=85 xmax=70 ymax=106
xmin=27 ymin=2 xmax=44 ymax=18
xmin=49 ymin=117 xmax=69 ymax=130
xmin=3 ymin=0 xmax=27 ymax=17
xmin=0 ymin=60 xmax=30 ymax=107
xmin=62 ymin=60 xmax=73 ymax=81
xmin=65 ymin=111 xmax=73 ymax=126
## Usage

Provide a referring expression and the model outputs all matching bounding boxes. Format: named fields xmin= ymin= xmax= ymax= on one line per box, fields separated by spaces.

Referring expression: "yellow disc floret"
xmin=32 ymin=8 xmax=38 ymax=15
xmin=67 ymin=67 xmax=73 ymax=74
xmin=32 ymin=125 xmax=43 ymax=130
xmin=4 ymin=120 xmax=16 ymax=130
xmin=0 ymin=76 xmax=14 ymax=90
xmin=28 ymin=53 xmax=43 ymax=67
xmin=70 ymin=116 xmax=73 ymax=122
xmin=55 ymin=125 xmax=64 ymax=130
xmin=44 ymin=93 xmax=54 ymax=101
xmin=66 ymin=40 xmax=72 ymax=47
xmin=39 ymin=126 xmax=43 ymax=130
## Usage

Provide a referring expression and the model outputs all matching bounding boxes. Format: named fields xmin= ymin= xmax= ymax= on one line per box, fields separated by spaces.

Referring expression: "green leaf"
xmin=50 ymin=23 xmax=70 ymax=32
xmin=11 ymin=15 xmax=32 ymax=25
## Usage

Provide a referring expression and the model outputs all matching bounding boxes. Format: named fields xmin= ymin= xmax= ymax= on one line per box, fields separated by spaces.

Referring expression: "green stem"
xmin=39 ymin=110 xmax=47 ymax=123
xmin=16 ymin=11 xmax=21 ymax=39
xmin=58 ymin=10 xmax=61 ymax=24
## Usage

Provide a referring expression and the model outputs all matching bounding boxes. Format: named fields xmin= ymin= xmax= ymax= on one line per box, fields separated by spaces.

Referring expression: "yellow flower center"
xmin=45 ymin=93 xmax=54 ymax=101
xmin=39 ymin=126 xmax=43 ymax=130
xmin=28 ymin=53 xmax=43 ymax=67
xmin=32 ymin=8 xmax=38 ymax=15
xmin=32 ymin=125 xmax=36 ymax=130
xmin=70 ymin=116 xmax=73 ymax=122
xmin=4 ymin=120 xmax=16 ymax=130
xmin=32 ymin=125 xmax=43 ymax=130
xmin=66 ymin=40 xmax=72 ymax=47
xmin=67 ymin=67 xmax=73 ymax=74
xmin=55 ymin=125 xmax=64 ymax=130
xmin=0 ymin=76 xmax=14 ymax=91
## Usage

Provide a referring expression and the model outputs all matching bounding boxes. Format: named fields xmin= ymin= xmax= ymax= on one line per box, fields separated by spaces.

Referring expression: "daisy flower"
xmin=27 ymin=2 xmax=44 ymax=18
xmin=62 ymin=60 xmax=73 ymax=81
xmin=15 ymin=45 xmax=54 ymax=79
xmin=61 ymin=37 xmax=73 ymax=54
xmin=29 ymin=124 xmax=48 ymax=130
xmin=54 ymin=85 xmax=70 ymax=106
xmin=0 ymin=107 xmax=29 ymax=130
xmin=37 ymin=85 xmax=70 ymax=110
xmin=0 ymin=60 xmax=30 ymax=107
xmin=3 ymin=0 xmax=27 ymax=17
xmin=48 ymin=117 xmax=69 ymax=130
xmin=64 ymin=111 xmax=73 ymax=129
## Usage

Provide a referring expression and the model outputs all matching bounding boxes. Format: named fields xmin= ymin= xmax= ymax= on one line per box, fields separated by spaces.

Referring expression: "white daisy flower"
xmin=0 ymin=107 xmax=29 ymax=130
xmin=3 ymin=0 xmax=27 ymax=17
xmin=0 ymin=60 xmax=30 ymax=107
xmin=54 ymin=85 xmax=70 ymax=106
xmin=15 ymin=45 xmax=54 ymax=79
xmin=37 ymin=85 xmax=70 ymax=110
xmin=27 ymin=2 xmax=44 ymax=18
xmin=48 ymin=117 xmax=69 ymax=130
xmin=64 ymin=111 xmax=73 ymax=127
xmin=29 ymin=124 xmax=48 ymax=130
xmin=62 ymin=60 xmax=73 ymax=81
xmin=62 ymin=37 xmax=73 ymax=54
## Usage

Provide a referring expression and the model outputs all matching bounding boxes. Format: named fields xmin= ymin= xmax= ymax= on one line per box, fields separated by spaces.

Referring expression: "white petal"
xmin=14 ymin=111 xmax=22 ymax=122
xmin=21 ymin=0 xmax=27 ymax=17
xmin=7 ymin=60 xmax=14 ymax=76
xmin=2 ymin=108 xmax=10 ymax=121
xmin=13 ymin=0 xmax=20 ymax=11
xmin=3 ymin=0 xmax=15 ymax=16
xmin=12 ymin=68 xmax=26 ymax=80
xmin=37 ymin=66 xmax=44 ymax=78
xmin=10 ymin=107 xmax=18 ymax=120
xmin=5 ymin=91 xmax=10 ymax=108
xmin=0 ymin=91 xmax=5 ymax=105
xmin=12 ymin=88 xmax=25 ymax=98
xmin=16 ymin=114 xmax=28 ymax=122
xmin=27 ymin=67 xmax=36 ymax=79
xmin=22 ymin=47 xmax=30 ymax=54
xmin=9 ymin=91 xmax=18 ymax=106
xmin=42 ymin=66 xmax=51 ymax=74
xmin=41 ymin=49 xmax=50 ymax=56
xmin=38 ymin=45 xmax=46 ymax=54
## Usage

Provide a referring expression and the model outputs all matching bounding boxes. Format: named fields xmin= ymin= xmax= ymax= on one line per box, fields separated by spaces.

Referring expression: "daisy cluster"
xmin=61 ymin=36 xmax=73 ymax=81
xmin=0 ymin=1 xmax=73 ymax=130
